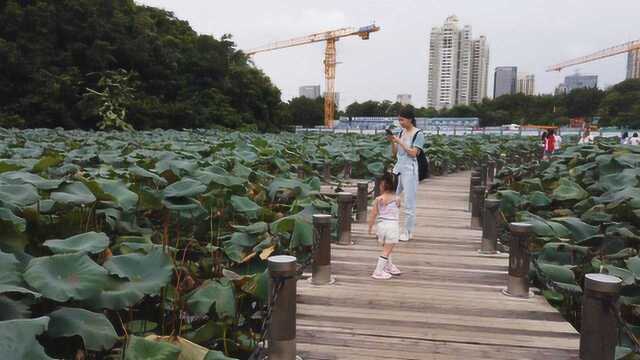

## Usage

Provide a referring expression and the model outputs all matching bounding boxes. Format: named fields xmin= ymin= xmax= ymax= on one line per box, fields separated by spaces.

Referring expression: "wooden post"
xmin=453 ymin=127 xmax=457 ymax=136
xmin=503 ymin=223 xmax=533 ymax=298
xmin=374 ymin=175 xmax=382 ymax=198
xmin=323 ymin=161 xmax=331 ymax=182
xmin=337 ymin=192 xmax=353 ymax=245
xmin=343 ymin=161 xmax=352 ymax=179
xmin=436 ymin=126 xmax=440 ymax=135
xmin=268 ymin=255 xmax=298 ymax=359
xmin=487 ymin=160 xmax=496 ymax=186
xmin=470 ymin=185 xmax=484 ymax=229
xmin=311 ymin=214 xmax=334 ymax=285
xmin=480 ymin=199 xmax=501 ymax=254
xmin=479 ymin=165 xmax=487 ymax=187
xmin=442 ymin=159 xmax=449 ymax=176
xmin=356 ymin=182 xmax=369 ymax=223
xmin=579 ymin=273 xmax=622 ymax=360
xmin=469 ymin=175 xmax=481 ymax=212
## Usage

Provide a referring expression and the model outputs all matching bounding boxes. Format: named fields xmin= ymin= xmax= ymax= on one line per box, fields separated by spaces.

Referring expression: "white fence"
xmin=295 ymin=126 xmax=625 ymax=138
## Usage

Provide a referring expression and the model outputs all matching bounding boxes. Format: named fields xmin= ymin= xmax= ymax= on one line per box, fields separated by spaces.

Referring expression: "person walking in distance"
xmin=544 ymin=129 xmax=556 ymax=159
xmin=368 ymin=173 xmax=402 ymax=279
xmin=388 ymin=106 xmax=425 ymax=241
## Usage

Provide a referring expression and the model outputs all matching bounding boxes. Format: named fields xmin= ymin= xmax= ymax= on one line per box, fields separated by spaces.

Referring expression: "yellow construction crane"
xmin=246 ymin=24 xmax=380 ymax=127
xmin=547 ymin=38 xmax=640 ymax=78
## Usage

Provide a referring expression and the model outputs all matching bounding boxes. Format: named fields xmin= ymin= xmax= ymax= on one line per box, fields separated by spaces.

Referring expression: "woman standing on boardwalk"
xmin=388 ymin=107 xmax=425 ymax=241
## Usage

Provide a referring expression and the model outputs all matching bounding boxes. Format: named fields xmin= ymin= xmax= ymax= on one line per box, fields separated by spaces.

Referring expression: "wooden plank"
xmin=296 ymin=171 xmax=580 ymax=359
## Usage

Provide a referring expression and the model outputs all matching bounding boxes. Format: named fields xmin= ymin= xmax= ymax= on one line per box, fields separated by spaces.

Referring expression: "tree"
xmin=0 ymin=0 xmax=288 ymax=131
xmin=286 ymin=97 xmax=324 ymax=127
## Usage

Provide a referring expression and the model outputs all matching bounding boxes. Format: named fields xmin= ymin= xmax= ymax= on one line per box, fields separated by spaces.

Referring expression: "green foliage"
xmin=0 ymin=0 xmax=286 ymax=131
xmin=343 ymin=79 xmax=640 ymax=128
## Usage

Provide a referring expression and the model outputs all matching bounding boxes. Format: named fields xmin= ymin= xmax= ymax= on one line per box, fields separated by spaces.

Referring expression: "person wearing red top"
xmin=544 ymin=129 xmax=556 ymax=159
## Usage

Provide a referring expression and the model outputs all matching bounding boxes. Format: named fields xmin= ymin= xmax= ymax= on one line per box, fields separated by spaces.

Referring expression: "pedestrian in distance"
xmin=388 ymin=106 xmax=425 ymax=242
xmin=544 ymin=129 xmax=556 ymax=159
xmin=368 ymin=172 xmax=402 ymax=280
xmin=540 ymin=131 xmax=548 ymax=159
xmin=554 ymin=131 xmax=562 ymax=153
xmin=622 ymin=131 xmax=630 ymax=144
xmin=630 ymin=133 xmax=640 ymax=146
xmin=579 ymin=130 xmax=594 ymax=144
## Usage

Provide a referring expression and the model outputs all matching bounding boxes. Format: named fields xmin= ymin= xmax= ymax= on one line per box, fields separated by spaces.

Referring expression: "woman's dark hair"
xmin=634 ymin=133 xmax=639 ymax=138
xmin=548 ymin=129 xmax=555 ymax=136
xmin=541 ymin=131 xmax=547 ymax=140
xmin=399 ymin=106 xmax=416 ymax=126
xmin=380 ymin=172 xmax=396 ymax=193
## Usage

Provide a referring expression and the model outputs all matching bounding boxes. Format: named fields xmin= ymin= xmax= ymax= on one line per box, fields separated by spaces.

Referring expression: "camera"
xmin=385 ymin=128 xmax=393 ymax=136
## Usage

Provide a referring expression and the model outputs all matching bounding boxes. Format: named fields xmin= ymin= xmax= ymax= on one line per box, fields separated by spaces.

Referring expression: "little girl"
xmin=368 ymin=173 xmax=402 ymax=280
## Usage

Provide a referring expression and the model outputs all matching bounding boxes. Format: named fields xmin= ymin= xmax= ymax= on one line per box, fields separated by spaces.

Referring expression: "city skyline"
xmin=138 ymin=0 xmax=639 ymax=108
xmin=427 ymin=16 xmax=489 ymax=110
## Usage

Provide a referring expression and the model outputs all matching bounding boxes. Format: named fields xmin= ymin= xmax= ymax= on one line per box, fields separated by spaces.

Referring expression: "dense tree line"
xmin=341 ymin=79 xmax=640 ymax=128
xmin=0 ymin=0 xmax=288 ymax=131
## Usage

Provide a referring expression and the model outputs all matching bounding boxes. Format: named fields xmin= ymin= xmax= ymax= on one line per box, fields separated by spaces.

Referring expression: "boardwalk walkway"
xmin=298 ymin=171 xmax=580 ymax=360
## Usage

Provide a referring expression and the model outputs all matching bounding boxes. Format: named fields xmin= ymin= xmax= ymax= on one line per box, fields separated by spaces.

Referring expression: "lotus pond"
xmin=0 ymin=128 xmax=538 ymax=359
xmin=494 ymin=137 xmax=640 ymax=359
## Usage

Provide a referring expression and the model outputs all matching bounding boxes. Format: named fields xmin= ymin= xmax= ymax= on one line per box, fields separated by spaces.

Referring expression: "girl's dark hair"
xmin=380 ymin=172 xmax=396 ymax=192
xmin=548 ymin=129 xmax=555 ymax=136
xmin=399 ymin=106 xmax=416 ymax=126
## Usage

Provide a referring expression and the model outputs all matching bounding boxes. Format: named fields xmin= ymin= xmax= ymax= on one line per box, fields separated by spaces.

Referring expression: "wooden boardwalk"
xmin=298 ymin=171 xmax=580 ymax=360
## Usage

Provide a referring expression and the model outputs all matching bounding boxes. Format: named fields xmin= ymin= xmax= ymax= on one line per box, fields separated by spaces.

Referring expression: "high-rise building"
xmin=470 ymin=36 xmax=490 ymax=103
xmin=396 ymin=94 xmax=412 ymax=105
xmin=299 ymin=85 xmax=321 ymax=99
xmin=427 ymin=15 xmax=489 ymax=110
xmin=564 ymin=74 xmax=598 ymax=92
xmin=493 ymin=66 xmax=517 ymax=98
xmin=517 ymin=74 xmax=536 ymax=96
xmin=628 ymin=49 xmax=640 ymax=80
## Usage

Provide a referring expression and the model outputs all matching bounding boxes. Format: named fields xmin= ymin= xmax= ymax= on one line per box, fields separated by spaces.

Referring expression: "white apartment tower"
xmin=427 ymin=16 xmax=489 ymax=110
xmin=517 ymin=74 xmax=536 ymax=96
xmin=628 ymin=49 xmax=640 ymax=80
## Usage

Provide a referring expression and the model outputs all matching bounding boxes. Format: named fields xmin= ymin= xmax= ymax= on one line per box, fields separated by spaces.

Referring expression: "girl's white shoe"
xmin=399 ymin=231 xmax=411 ymax=242
xmin=384 ymin=259 xmax=402 ymax=275
xmin=372 ymin=257 xmax=393 ymax=280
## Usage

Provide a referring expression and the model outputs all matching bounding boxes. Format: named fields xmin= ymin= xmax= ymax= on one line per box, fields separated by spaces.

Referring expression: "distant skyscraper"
xmin=493 ymin=66 xmax=517 ymax=98
xmin=555 ymin=83 xmax=568 ymax=96
xmin=396 ymin=94 xmax=412 ymax=105
xmin=628 ymin=49 xmax=640 ymax=80
xmin=299 ymin=85 xmax=321 ymax=99
xmin=427 ymin=15 xmax=489 ymax=110
xmin=517 ymin=74 xmax=536 ymax=96
xmin=564 ymin=74 xmax=598 ymax=92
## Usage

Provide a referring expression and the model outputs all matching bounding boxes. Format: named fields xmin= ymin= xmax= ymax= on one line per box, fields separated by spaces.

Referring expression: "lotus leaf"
xmin=125 ymin=335 xmax=181 ymax=360
xmin=527 ymin=191 xmax=551 ymax=208
xmin=163 ymin=178 xmax=207 ymax=198
xmin=551 ymin=217 xmax=599 ymax=242
xmin=0 ymin=317 xmax=53 ymax=360
xmin=0 ymin=207 xmax=26 ymax=233
xmin=551 ymin=178 xmax=588 ymax=202
xmin=97 ymin=179 xmax=139 ymax=211
xmin=187 ymin=279 xmax=236 ymax=318
xmin=0 ymin=284 xmax=42 ymax=298
xmin=0 ymin=183 xmax=40 ymax=209
xmin=86 ymin=276 xmax=146 ymax=310
xmin=516 ymin=211 xmax=571 ymax=239
xmin=497 ymin=190 xmax=525 ymax=217
xmin=51 ymin=182 xmax=97 ymax=205
xmin=0 ymin=295 xmax=30 ymax=320
xmin=104 ymin=247 xmax=173 ymax=296
xmin=230 ymin=195 xmax=261 ymax=218
xmin=581 ymin=205 xmax=613 ymax=224
xmin=0 ymin=249 xmax=22 ymax=285
xmin=48 ymin=307 xmax=118 ymax=351
xmin=538 ymin=243 xmax=589 ymax=265
xmin=23 ymin=253 xmax=109 ymax=302
xmin=43 ymin=231 xmax=109 ymax=254
xmin=536 ymin=262 xmax=577 ymax=285
xmin=0 ymin=171 xmax=63 ymax=190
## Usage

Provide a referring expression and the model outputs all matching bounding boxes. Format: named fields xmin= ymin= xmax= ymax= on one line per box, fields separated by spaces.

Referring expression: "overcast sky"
xmin=139 ymin=0 xmax=639 ymax=108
